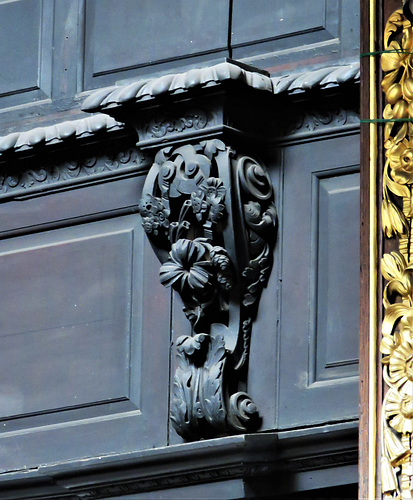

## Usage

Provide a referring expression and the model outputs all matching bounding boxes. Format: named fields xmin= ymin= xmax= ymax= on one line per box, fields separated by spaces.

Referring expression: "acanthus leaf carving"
xmin=138 ymin=139 xmax=277 ymax=440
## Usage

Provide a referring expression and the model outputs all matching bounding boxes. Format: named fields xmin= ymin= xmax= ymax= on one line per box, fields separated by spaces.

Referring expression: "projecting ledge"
xmin=0 ymin=424 xmax=358 ymax=499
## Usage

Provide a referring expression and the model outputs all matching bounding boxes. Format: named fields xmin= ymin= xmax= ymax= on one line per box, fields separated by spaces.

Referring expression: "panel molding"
xmin=0 ymin=218 xmax=139 ymax=425
xmin=308 ymin=166 xmax=360 ymax=385
xmin=0 ymin=0 xmax=54 ymax=107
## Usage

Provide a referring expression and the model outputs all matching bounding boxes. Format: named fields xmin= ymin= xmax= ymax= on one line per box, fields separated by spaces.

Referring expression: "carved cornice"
xmin=0 ymin=145 xmax=148 ymax=201
xmin=82 ymin=61 xmax=360 ymax=115
xmin=0 ymin=61 xmax=360 ymax=159
xmin=271 ymin=62 xmax=360 ymax=95
xmin=81 ymin=61 xmax=273 ymax=114
xmin=0 ymin=115 xmax=122 ymax=157
xmin=277 ymin=105 xmax=360 ymax=143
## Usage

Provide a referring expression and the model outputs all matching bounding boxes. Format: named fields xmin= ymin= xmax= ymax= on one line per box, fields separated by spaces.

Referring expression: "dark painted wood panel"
xmin=0 ymin=175 xmax=146 ymax=236
xmin=279 ymin=133 xmax=360 ymax=429
xmin=232 ymin=0 xmax=327 ymax=46
xmin=314 ymin=172 xmax=360 ymax=382
xmin=0 ymin=219 xmax=134 ymax=418
xmin=83 ymin=0 xmax=229 ymax=89
xmin=231 ymin=0 xmax=359 ymax=75
xmin=0 ymin=179 xmax=170 ymax=472
xmin=0 ymin=0 xmax=53 ymax=107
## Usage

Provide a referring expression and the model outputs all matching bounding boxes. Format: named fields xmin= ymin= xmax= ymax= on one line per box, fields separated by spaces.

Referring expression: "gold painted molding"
xmin=380 ymin=7 xmax=413 ymax=498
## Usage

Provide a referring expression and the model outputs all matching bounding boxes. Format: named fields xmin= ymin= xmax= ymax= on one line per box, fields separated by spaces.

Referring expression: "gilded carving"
xmin=381 ymin=8 xmax=413 ymax=498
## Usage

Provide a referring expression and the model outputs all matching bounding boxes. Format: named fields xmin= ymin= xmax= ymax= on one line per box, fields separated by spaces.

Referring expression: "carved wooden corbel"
xmin=139 ymin=140 xmax=276 ymax=439
xmin=82 ymin=61 xmax=277 ymax=440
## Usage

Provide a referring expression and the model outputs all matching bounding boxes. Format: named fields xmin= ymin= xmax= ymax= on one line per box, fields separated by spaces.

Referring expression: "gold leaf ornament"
xmin=381 ymin=456 xmax=400 ymax=495
xmin=389 ymin=337 xmax=413 ymax=392
xmin=382 ymin=252 xmax=408 ymax=282
xmin=388 ymin=140 xmax=413 ymax=184
xmin=382 ymin=303 xmax=413 ymax=336
xmin=384 ymin=427 xmax=411 ymax=467
xmin=382 ymin=197 xmax=408 ymax=238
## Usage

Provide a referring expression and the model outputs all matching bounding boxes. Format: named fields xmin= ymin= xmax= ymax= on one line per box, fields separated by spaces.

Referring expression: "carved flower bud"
xmin=403 ymin=78 xmax=413 ymax=101
xmin=408 ymin=101 xmax=413 ymax=118
xmin=387 ymin=83 xmax=403 ymax=104
xmin=393 ymin=99 xmax=408 ymax=119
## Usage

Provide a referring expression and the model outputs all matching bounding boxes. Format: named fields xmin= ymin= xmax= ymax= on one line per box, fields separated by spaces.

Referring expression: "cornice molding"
xmin=81 ymin=61 xmax=273 ymax=114
xmin=0 ymin=61 xmax=359 ymax=159
xmin=271 ymin=62 xmax=360 ymax=95
xmin=0 ymin=143 xmax=149 ymax=201
xmin=0 ymin=426 xmax=358 ymax=499
xmin=81 ymin=61 xmax=360 ymax=115
xmin=0 ymin=114 xmax=122 ymax=158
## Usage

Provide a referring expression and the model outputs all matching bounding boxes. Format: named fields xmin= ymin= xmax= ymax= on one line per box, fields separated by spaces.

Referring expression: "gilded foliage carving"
xmin=138 ymin=140 xmax=276 ymax=439
xmin=381 ymin=8 xmax=413 ymax=498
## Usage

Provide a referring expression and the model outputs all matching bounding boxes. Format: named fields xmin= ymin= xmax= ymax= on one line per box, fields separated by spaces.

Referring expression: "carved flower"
xmin=138 ymin=194 xmax=170 ymax=237
xmin=387 ymin=139 xmax=413 ymax=184
xmin=190 ymin=191 xmax=208 ymax=220
xmin=190 ymin=178 xmax=226 ymax=222
xmin=159 ymin=239 xmax=213 ymax=293
xmin=385 ymin=389 xmax=413 ymax=434
xmin=389 ymin=337 xmax=413 ymax=393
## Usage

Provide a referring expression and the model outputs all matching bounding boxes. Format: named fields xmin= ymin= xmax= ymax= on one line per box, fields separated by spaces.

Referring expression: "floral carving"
xmin=191 ymin=178 xmax=226 ymax=223
xmin=138 ymin=140 xmax=276 ymax=439
xmin=138 ymin=194 xmax=170 ymax=237
xmin=148 ymin=110 xmax=208 ymax=138
xmin=381 ymin=9 xmax=413 ymax=498
xmin=0 ymin=147 xmax=146 ymax=200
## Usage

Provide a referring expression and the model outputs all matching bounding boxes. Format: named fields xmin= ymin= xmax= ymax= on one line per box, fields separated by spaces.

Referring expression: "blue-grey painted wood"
xmin=232 ymin=0 xmax=328 ymax=46
xmin=0 ymin=177 xmax=170 ymax=473
xmin=314 ymin=172 xmax=360 ymax=382
xmin=83 ymin=0 xmax=229 ymax=90
xmin=232 ymin=0 xmax=358 ymax=74
xmin=0 ymin=0 xmax=53 ymax=108
xmin=278 ymin=133 xmax=360 ymax=429
xmin=0 ymin=219 xmax=134 ymax=418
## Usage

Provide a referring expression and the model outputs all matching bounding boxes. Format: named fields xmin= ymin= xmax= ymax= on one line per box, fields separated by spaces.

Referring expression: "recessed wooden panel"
xmin=0 ymin=219 xmax=134 ymax=419
xmin=0 ymin=0 xmax=52 ymax=105
xmin=311 ymin=172 xmax=360 ymax=383
xmin=232 ymin=0 xmax=327 ymax=45
xmin=0 ymin=204 xmax=170 ymax=472
xmin=83 ymin=0 xmax=229 ymax=89
xmin=231 ymin=0 xmax=345 ymax=71
xmin=279 ymin=133 xmax=360 ymax=429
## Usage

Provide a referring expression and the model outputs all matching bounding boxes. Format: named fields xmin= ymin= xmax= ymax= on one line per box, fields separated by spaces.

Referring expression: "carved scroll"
xmin=380 ymin=9 xmax=413 ymax=497
xmin=138 ymin=140 xmax=276 ymax=440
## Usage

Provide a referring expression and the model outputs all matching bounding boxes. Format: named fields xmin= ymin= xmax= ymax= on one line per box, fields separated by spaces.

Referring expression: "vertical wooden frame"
xmin=360 ymin=0 xmax=380 ymax=498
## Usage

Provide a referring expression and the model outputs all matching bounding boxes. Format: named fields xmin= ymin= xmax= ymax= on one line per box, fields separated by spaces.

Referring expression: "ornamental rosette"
xmin=385 ymin=389 xmax=413 ymax=434
xmin=389 ymin=337 xmax=413 ymax=393
xmin=387 ymin=139 xmax=413 ymax=184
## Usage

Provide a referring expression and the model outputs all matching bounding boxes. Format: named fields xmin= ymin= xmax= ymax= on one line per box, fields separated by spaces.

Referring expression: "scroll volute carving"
xmin=138 ymin=139 xmax=277 ymax=440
